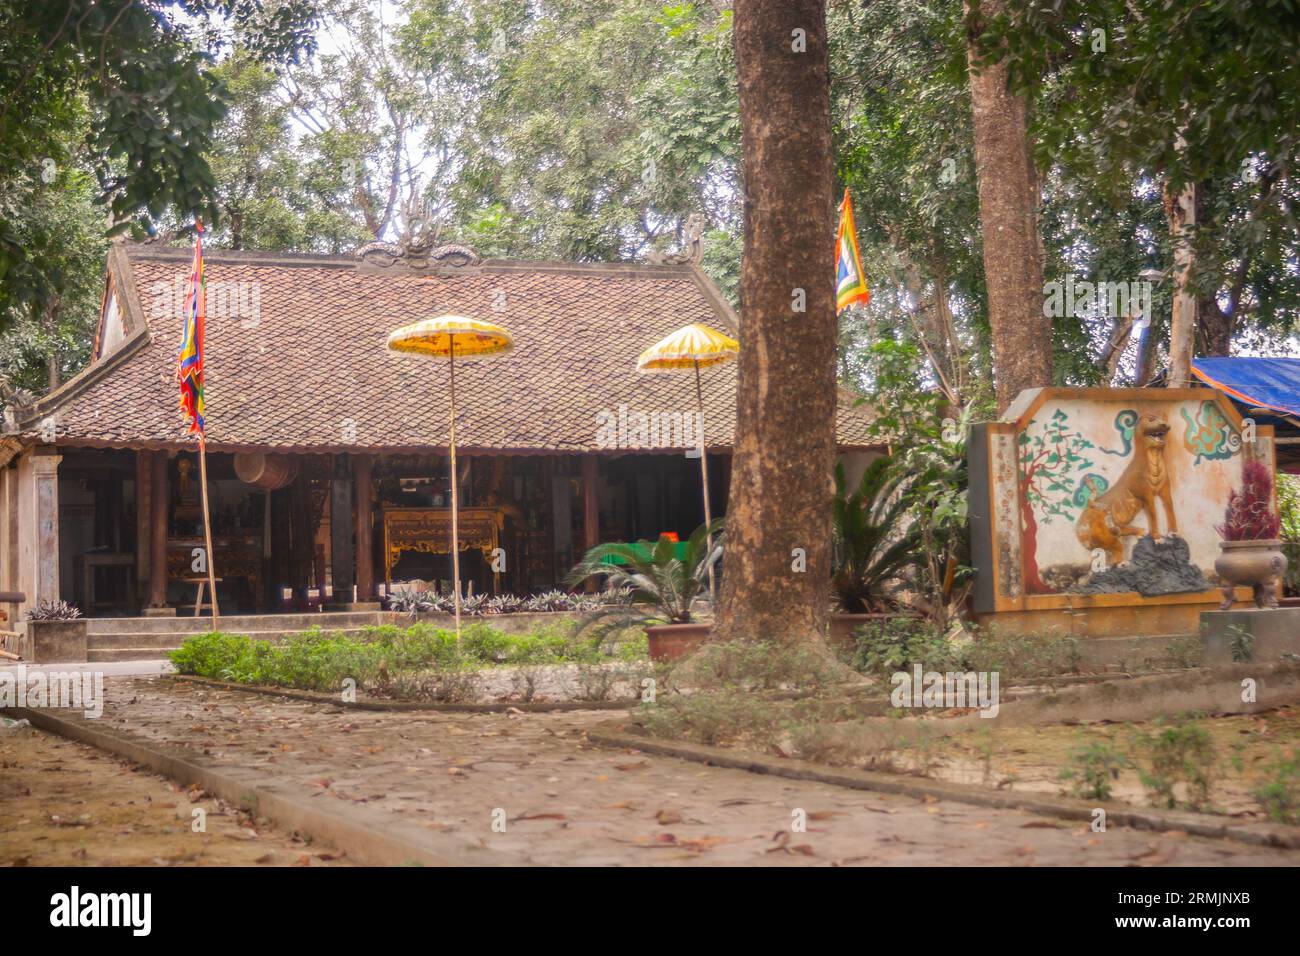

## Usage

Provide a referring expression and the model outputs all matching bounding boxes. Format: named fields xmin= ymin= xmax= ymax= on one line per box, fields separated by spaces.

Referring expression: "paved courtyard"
xmin=5 ymin=676 xmax=1297 ymax=866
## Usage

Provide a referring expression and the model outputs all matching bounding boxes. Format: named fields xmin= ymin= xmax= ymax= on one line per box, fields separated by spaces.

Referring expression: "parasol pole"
xmin=693 ymin=358 xmax=716 ymax=603
xmin=197 ymin=435 xmax=219 ymax=622
xmin=448 ymin=338 xmax=462 ymax=638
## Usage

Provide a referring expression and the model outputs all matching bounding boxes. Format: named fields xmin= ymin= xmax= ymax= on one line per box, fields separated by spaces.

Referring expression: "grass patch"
xmin=843 ymin=617 xmax=1094 ymax=683
xmin=1254 ymin=751 xmax=1300 ymax=825
xmin=169 ymin=621 xmax=647 ymax=700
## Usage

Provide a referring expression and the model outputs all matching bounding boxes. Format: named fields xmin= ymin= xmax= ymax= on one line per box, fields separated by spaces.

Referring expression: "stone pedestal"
xmin=22 ymin=620 xmax=88 ymax=663
xmin=142 ymin=606 xmax=177 ymax=617
xmin=1200 ymin=608 xmax=1300 ymax=664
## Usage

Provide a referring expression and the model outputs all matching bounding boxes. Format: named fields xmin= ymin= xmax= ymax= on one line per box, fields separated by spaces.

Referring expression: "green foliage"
xmin=671 ymin=639 xmax=844 ymax=693
xmin=169 ymin=631 xmax=263 ymax=682
xmin=831 ymin=457 xmax=919 ymax=612
xmin=401 ymin=0 xmax=739 ymax=270
xmin=0 ymin=159 xmax=106 ymax=394
xmin=985 ymin=0 xmax=1300 ymax=353
xmin=962 ymin=631 xmax=1083 ymax=682
xmin=847 ymin=616 xmax=1083 ymax=682
xmin=169 ymin=620 xmax=644 ymax=694
xmin=638 ymin=688 xmax=781 ymax=748
xmin=1227 ymin=624 xmax=1255 ymax=664
xmin=848 ymin=617 xmax=962 ymax=680
xmin=565 ymin=519 xmax=722 ymax=628
xmin=1164 ymin=633 xmax=1203 ymax=670
xmin=0 ymin=1 xmax=317 ymax=325
xmin=1059 ymin=738 xmax=1129 ymax=801
xmin=1254 ymin=751 xmax=1300 ymax=825
xmin=856 ymin=340 xmax=972 ymax=626
xmin=1278 ymin=474 xmax=1300 ymax=542
xmin=1134 ymin=713 xmax=1218 ymax=810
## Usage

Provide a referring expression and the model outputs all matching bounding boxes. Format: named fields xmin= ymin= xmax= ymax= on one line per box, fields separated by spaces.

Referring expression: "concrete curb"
xmin=587 ymin=720 xmax=1300 ymax=850
xmin=4 ymin=706 xmax=463 ymax=867
xmin=170 ymin=674 xmax=636 ymax=713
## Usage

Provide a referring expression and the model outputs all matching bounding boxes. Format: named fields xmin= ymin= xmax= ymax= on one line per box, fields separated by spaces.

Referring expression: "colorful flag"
xmin=176 ymin=221 xmax=206 ymax=435
xmin=835 ymin=189 xmax=871 ymax=314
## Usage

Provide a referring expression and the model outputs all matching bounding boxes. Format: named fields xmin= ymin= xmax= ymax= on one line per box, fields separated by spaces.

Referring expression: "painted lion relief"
xmin=1075 ymin=412 xmax=1178 ymax=568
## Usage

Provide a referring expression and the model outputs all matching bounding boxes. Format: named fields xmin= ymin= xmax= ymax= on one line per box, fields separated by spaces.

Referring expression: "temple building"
xmin=0 ymin=241 xmax=879 ymax=622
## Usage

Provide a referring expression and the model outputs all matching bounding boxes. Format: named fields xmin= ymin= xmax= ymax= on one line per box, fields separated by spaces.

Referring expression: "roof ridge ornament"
xmin=355 ymin=239 xmax=482 ymax=270
xmin=644 ymin=213 xmax=705 ymax=266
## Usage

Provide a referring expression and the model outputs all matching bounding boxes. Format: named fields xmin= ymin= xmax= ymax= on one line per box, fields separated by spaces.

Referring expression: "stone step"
xmin=88 ymin=647 xmax=183 ymax=663
xmin=84 ymin=611 xmax=390 ymax=636
xmin=88 ymin=626 xmax=374 ymax=651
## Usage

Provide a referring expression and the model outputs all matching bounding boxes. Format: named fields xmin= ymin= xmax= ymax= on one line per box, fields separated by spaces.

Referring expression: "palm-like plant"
xmin=565 ymin=519 xmax=724 ymax=629
xmin=832 ymin=458 xmax=919 ymax=613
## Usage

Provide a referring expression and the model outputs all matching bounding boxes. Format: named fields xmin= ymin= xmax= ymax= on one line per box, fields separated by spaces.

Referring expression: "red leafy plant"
xmin=1217 ymin=459 xmax=1282 ymax=541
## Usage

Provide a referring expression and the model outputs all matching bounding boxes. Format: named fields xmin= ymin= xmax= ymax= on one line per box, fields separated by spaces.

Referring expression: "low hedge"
xmin=169 ymin=621 xmax=646 ymax=692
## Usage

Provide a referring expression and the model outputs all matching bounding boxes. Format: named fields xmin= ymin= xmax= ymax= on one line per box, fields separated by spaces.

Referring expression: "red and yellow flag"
xmin=176 ymin=222 xmax=206 ymax=435
xmin=835 ymin=189 xmax=871 ymax=314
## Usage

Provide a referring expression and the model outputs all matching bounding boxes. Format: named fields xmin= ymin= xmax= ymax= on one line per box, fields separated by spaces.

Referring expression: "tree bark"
xmin=43 ymin=296 xmax=61 ymax=391
xmin=712 ymin=0 xmax=836 ymax=646
xmin=964 ymin=0 xmax=1051 ymax=413
xmin=1164 ymin=178 xmax=1198 ymax=386
xmin=1199 ymin=294 xmax=1232 ymax=357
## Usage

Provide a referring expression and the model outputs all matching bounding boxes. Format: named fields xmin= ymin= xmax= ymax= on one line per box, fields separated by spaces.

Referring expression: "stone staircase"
xmin=85 ymin=611 xmax=392 ymax=662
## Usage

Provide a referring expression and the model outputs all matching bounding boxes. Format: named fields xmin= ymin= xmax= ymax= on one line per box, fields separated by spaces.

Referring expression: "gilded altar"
xmin=382 ymin=507 xmax=504 ymax=590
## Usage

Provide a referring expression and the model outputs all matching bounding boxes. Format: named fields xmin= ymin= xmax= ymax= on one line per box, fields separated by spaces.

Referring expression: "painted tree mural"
xmin=1017 ymin=409 xmax=1099 ymax=593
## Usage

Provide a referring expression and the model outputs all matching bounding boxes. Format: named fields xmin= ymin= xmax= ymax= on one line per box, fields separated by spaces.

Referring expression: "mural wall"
xmin=971 ymin=388 xmax=1276 ymax=617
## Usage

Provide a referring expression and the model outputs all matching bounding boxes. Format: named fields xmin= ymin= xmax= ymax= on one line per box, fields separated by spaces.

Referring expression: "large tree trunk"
xmin=1164 ymin=178 xmax=1199 ymax=386
xmin=964 ymin=0 xmax=1051 ymax=413
xmin=712 ymin=0 xmax=837 ymax=646
xmin=1199 ymin=294 xmax=1232 ymax=357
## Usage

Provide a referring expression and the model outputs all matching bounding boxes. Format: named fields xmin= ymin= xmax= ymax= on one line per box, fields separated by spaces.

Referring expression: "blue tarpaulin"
xmin=1191 ymin=357 xmax=1300 ymax=420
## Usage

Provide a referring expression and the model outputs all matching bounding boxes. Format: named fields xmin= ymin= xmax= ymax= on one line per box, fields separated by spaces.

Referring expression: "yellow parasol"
xmin=387 ymin=315 xmax=515 ymax=636
xmin=637 ymin=323 xmax=739 ymax=602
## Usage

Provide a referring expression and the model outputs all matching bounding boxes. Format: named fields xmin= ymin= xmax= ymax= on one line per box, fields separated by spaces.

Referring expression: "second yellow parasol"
xmin=387 ymin=315 xmax=515 ymax=637
xmin=637 ymin=323 xmax=739 ymax=602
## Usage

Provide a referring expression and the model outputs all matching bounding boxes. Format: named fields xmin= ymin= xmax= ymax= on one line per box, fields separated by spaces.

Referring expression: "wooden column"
xmin=354 ymin=454 xmax=374 ymax=601
xmin=32 ymin=450 xmax=61 ymax=604
xmin=135 ymin=450 xmax=151 ymax=604
xmin=1 ymin=462 xmax=16 ymax=626
xmin=551 ymin=456 xmax=571 ymax=585
xmin=149 ymin=451 xmax=170 ymax=608
xmin=330 ymin=454 xmax=355 ymax=601
xmin=290 ymin=468 xmax=314 ymax=597
xmin=582 ymin=455 xmax=599 ymax=592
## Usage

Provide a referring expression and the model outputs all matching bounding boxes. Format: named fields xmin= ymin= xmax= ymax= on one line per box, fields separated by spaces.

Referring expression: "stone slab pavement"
xmin=0 ymin=659 xmax=174 ymax=678
xmin=30 ymin=677 xmax=1300 ymax=866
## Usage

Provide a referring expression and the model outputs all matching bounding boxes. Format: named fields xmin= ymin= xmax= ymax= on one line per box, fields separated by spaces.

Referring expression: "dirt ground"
xmin=925 ymin=706 xmax=1300 ymax=817
xmin=6 ymin=676 xmax=1298 ymax=866
xmin=0 ymin=720 xmax=349 ymax=867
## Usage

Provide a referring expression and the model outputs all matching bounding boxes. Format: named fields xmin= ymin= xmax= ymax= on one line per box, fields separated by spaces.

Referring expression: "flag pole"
xmin=198 ymin=434 xmax=219 ymax=622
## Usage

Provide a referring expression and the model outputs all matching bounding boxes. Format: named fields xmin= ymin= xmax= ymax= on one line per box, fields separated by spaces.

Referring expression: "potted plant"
xmin=566 ymin=520 xmax=722 ymax=661
xmin=829 ymin=458 xmax=919 ymax=645
xmin=1215 ymin=459 xmax=1287 ymax=610
xmin=23 ymin=599 xmax=87 ymax=663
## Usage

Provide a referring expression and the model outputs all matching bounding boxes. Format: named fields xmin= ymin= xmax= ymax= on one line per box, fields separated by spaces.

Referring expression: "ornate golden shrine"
xmin=382 ymin=507 xmax=503 ymax=591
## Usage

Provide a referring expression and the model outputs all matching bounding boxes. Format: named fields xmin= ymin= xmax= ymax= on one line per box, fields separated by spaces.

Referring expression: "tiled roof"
xmin=19 ymin=244 xmax=878 ymax=454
